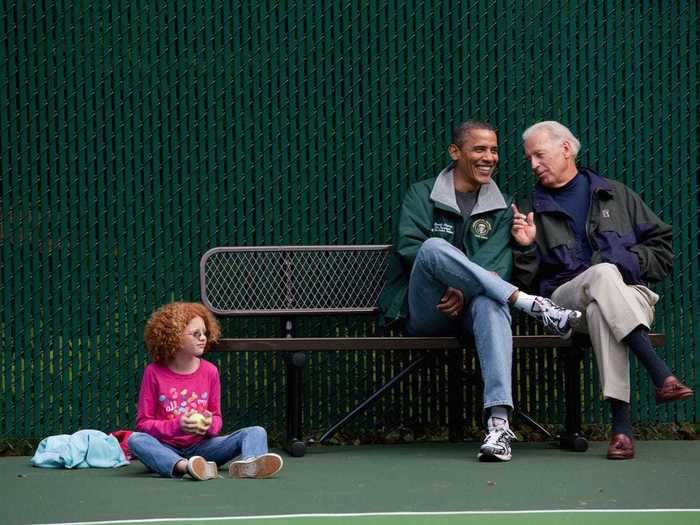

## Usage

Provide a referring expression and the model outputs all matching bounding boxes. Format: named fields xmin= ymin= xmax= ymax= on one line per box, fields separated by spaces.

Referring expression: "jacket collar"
xmin=533 ymin=167 xmax=612 ymax=213
xmin=430 ymin=165 xmax=508 ymax=216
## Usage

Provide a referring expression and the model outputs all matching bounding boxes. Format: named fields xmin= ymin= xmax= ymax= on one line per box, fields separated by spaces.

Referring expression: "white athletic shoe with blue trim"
xmin=532 ymin=297 xmax=582 ymax=339
xmin=478 ymin=426 xmax=517 ymax=462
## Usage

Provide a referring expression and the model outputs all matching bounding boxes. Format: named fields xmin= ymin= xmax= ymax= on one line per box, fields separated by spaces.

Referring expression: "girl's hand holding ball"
xmin=181 ymin=410 xmax=212 ymax=435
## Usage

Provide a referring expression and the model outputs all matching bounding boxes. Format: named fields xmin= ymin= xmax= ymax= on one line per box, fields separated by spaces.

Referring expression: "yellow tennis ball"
xmin=190 ymin=413 xmax=206 ymax=426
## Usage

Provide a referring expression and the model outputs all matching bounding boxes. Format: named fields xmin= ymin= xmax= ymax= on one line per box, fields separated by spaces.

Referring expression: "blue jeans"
xmin=406 ymin=238 xmax=517 ymax=410
xmin=128 ymin=426 xmax=269 ymax=477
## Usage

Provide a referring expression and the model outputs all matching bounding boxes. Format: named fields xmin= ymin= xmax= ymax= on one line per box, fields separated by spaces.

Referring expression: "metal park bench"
xmin=200 ymin=245 xmax=664 ymax=457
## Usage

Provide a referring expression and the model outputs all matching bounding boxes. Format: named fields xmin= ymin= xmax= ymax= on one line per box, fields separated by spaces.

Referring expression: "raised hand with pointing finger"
xmin=510 ymin=203 xmax=536 ymax=247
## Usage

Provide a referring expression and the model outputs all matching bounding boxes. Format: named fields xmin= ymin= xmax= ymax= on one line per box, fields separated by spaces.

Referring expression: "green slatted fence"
xmin=1 ymin=1 xmax=697 ymax=441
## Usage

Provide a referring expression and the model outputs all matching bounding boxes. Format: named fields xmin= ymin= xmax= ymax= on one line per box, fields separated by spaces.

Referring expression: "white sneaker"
xmin=531 ymin=297 xmax=582 ymax=339
xmin=186 ymin=456 xmax=218 ymax=480
xmin=228 ymin=453 xmax=283 ymax=479
xmin=478 ymin=426 xmax=516 ymax=462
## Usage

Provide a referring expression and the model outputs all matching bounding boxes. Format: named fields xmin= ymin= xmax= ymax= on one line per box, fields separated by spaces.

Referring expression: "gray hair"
xmin=522 ymin=121 xmax=581 ymax=158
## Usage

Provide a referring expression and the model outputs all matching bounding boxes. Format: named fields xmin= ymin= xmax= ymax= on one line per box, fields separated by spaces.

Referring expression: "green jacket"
xmin=378 ymin=166 xmax=515 ymax=325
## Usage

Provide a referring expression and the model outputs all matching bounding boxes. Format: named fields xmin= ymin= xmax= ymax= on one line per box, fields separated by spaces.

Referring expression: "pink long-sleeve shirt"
xmin=135 ymin=359 xmax=224 ymax=448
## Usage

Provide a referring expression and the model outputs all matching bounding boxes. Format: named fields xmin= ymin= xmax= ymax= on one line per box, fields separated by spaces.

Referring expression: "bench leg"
xmin=560 ymin=342 xmax=588 ymax=452
xmin=514 ymin=405 xmax=552 ymax=438
xmin=319 ymin=353 xmax=431 ymax=443
xmin=285 ymin=351 xmax=306 ymax=457
xmin=447 ymin=347 xmax=464 ymax=442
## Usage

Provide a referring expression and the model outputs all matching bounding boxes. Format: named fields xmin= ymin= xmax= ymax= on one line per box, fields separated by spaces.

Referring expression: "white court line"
xmin=31 ymin=508 xmax=700 ymax=525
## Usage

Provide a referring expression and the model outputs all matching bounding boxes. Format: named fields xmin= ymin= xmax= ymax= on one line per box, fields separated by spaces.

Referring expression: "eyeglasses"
xmin=186 ymin=330 xmax=208 ymax=339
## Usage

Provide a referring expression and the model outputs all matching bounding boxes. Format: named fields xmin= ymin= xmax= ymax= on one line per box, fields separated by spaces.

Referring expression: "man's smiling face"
xmin=449 ymin=128 xmax=499 ymax=192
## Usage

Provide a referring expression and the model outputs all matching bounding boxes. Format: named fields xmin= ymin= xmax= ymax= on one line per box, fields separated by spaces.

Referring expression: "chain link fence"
xmin=1 ymin=1 xmax=697 ymax=441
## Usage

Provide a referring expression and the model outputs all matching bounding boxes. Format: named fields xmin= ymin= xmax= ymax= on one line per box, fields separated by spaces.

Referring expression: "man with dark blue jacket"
xmin=512 ymin=120 xmax=693 ymax=460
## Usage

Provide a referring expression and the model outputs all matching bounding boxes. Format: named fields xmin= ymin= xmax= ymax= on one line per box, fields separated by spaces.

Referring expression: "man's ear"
xmin=448 ymin=143 xmax=460 ymax=160
xmin=561 ymin=140 xmax=572 ymax=159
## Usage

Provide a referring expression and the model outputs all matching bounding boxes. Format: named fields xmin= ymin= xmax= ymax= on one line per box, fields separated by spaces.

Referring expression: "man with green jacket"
xmin=512 ymin=120 xmax=693 ymax=460
xmin=378 ymin=120 xmax=581 ymax=462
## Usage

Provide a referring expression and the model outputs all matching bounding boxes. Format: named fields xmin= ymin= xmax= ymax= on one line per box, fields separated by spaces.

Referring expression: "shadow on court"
xmin=3 ymin=441 xmax=699 ymax=525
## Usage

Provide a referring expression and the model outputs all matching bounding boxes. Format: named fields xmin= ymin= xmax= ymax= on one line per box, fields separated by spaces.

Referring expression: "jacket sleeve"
xmin=395 ymin=184 xmax=433 ymax=267
xmin=512 ymin=244 xmax=540 ymax=292
xmin=627 ymin=190 xmax=674 ymax=282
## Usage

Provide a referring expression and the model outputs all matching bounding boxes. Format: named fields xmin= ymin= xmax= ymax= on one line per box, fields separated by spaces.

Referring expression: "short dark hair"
xmin=451 ymin=120 xmax=497 ymax=146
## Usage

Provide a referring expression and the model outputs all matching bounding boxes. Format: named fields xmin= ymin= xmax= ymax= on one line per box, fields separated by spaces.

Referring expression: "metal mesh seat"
xmin=200 ymin=245 xmax=392 ymax=316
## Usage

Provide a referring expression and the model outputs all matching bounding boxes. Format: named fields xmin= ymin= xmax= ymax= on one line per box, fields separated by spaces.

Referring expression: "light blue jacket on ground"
xmin=31 ymin=429 xmax=129 ymax=468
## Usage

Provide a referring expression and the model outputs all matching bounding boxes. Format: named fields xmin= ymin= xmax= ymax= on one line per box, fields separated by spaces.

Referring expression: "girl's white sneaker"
xmin=186 ymin=456 xmax=219 ymax=480
xmin=228 ymin=453 xmax=283 ymax=479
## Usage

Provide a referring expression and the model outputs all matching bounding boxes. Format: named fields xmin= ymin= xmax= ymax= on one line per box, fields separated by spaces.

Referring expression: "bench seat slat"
xmin=211 ymin=337 xmax=462 ymax=351
xmin=210 ymin=333 xmax=665 ymax=352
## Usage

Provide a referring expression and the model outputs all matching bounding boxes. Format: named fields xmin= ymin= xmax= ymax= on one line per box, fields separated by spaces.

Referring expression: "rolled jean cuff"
xmin=482 ymin=399 xmax=514 ymax=410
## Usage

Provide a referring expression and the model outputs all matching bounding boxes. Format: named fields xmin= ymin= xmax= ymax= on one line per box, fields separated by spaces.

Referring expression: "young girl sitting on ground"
xmin=128 ymin=301 xmax=283 ymax=480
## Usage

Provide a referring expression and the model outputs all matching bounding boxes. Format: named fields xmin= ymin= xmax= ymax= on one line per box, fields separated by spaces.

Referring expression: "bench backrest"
xmin=200 ymin=245 xmax=392 ymax=316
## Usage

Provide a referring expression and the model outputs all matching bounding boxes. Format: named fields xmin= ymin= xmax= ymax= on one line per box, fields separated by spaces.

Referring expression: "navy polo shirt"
xmin=542 ymin=172 xmax=593 ymax=263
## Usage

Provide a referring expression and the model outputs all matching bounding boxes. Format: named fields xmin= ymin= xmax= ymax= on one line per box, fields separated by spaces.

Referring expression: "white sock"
xmin=513 ymin=291 xmax=540 ymax=314
xmin=488 ymin=406 xmax=510 ymax=430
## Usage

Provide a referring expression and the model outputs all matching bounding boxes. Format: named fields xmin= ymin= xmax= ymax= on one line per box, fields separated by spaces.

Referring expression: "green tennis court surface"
xmin=26 ymin=511 xmax=700 ymax=525
xmin=27 ymin=511 xmax=700 ymax=525
xmin=4 ymin=441 xmax=699 ymax=525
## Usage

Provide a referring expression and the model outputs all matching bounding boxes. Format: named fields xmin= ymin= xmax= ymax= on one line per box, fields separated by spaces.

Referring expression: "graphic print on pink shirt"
xmin=158 ymin=387 xmax=210 ymax=420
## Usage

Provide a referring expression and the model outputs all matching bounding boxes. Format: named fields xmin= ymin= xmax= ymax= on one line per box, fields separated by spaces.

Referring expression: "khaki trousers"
xmin=550 ymin=263 xmax=658 ymax=402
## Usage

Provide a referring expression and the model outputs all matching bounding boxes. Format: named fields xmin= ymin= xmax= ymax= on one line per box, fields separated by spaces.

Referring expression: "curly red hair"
xmin=144 ymin=302 xmax=221 ymax=363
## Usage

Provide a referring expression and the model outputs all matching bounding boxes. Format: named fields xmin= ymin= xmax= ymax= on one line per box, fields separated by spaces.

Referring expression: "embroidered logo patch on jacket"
xmin=432 ymin=222 xmax=454 ymax=235
xmin=471 ymin=219 xmax=492 ymax=239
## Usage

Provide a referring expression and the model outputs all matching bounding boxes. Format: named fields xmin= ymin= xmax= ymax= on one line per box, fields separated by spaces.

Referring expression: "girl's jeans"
xmin=128 ymin=425 xmax=269 ymax=477
xmin=406 ymin=238 xmax=516 ymax=410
